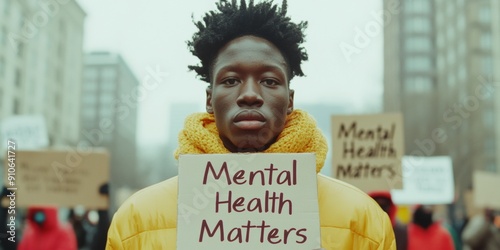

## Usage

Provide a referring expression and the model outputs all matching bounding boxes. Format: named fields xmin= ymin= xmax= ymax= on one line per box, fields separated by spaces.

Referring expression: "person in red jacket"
xmin=18 ymin=206 xmax=77 ymax=250
xmin=408 ymin=205 xmax=454 ymax=250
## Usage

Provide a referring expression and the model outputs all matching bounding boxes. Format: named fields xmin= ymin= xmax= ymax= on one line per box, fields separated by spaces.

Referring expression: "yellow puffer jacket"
xmin=106 ymin=174 xmax=395 ymax=249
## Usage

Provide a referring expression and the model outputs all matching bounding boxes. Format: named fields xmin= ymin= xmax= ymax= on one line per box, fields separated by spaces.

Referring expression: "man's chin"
xmin=233 ymin=140 xmax=270 ymax=153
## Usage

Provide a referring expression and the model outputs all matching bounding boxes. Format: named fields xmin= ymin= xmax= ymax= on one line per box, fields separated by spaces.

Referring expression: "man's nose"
xmin=237 ymin=80 xmax=264 ymax=107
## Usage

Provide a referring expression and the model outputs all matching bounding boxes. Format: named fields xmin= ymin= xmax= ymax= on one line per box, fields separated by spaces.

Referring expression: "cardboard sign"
xmin=177 ymin=153 xmax=321 ymax=250
xmin=464 ymin=190 xmax=482 ymax=218
xmin=391 ymin=156 xmax=454 ymax=205
xmin=331 ymin=113 xmax=404 ymax=191
xmin=3 ymin=149 xmax=109 ymax=209
xmin=0 ymin=115 xmax=49 ymax=154
xmin=473 ymin=171 xmax=500 ymax=210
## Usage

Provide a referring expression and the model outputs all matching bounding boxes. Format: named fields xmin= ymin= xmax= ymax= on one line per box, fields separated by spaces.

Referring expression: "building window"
xmin=99 ymin=93 xmax=114 ymax=105
xmin=83 ymin=81 xmax=98 ymax=92
xmin=101 ymin=68 xmax=116 ymax=81
xmin=405 ymin=56 xmax=432 ymax=72
xmin=458 ymin=40 xmax=466 ymax=57
xmin=405 ymin=76 xmax=433 ymax=93
xmin=446 ymin=27 xmax=456 ymax=42
xmin=479 ymin=5 xmax=491 ymax=24
xmin=447 ymin=50 xmax=456 ymax=67
xmin=437 ymin=55 xmax=445 ymax=71
xmin=458 ymin=63 xmax=467 ymax=82
xmin=480 ymin=32 xmax=492 ymax=50
xmin=101 ymin=81 xmax=115 ymax=92
xmin=481 ymin=56 xmax=493 ymax=75
xmin=99 ymin=107 xmax=114 ymax=119
xmin=82 ymin=94 xmax=97 ymax=106
xmin=405 ymin=0 xmax=431 ymax=13
xmin=458 ymin=14 xmax=466 ymax=31
xmin=405 ymin=36 xmax=432 ymax=52
xmin=405 ymin=16 xmax=432 ymax=33
xmin=446 ymin=3 xmax=455 ymax=18
xmin=82 ymin=108 xmax=95 ymax=119
xmin=85 ymin=68 xmax=98 ymax=81
xmin=436 ymin=33 xmax=445 ymax=49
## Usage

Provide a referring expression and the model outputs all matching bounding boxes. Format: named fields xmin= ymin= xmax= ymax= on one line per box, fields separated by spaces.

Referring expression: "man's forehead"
xmin=213 ymin=36 xmax=288 ymax=71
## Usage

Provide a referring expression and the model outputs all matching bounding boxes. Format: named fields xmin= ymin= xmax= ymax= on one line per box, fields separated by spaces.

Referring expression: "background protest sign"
xmin=473 ymin=171 xmax=500 ymax=210
xmin=3 ymin=149 xmax=109 ymax=209
xmin=391 ymin=156 xmax=454 ymax=205
xmin=464 ymin=190 xmax=482 ymax=218
xmin=0 ymin=115 xmax=49 ymax=154
xmin=331 ymin=113 xmax=404 ymax=191
xmin=177 ymin=153 xmax=321 ymax=250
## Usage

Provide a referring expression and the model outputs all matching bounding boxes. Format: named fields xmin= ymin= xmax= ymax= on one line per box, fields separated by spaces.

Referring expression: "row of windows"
xmin=404 ymin=0 xmax=431 ymax=14
xmin=83 ymin=81 xmax=116 ymax=92
xmin=405 ymin=36 xmax=432 ymax=52
xmin=478 ymin=5 xmax=491 ymax=24
xmin=405 ymin=56 xmax=432 ymax=72
xmin=82 ymin=93 xmax=116 ymax=105
xmin=85 ymin=68 xmax=117 ymax=81
xmin=404 ymin=16 xmax=432 ymax=33
xmin=82 ymin=107 xmax=115 ymax=119
xmin=404 ymin=76 xmax=433 ymax=93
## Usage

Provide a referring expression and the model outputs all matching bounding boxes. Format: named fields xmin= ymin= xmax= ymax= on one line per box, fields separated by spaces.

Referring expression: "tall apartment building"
xmin=383 ymin=0 xmax=500 ymax=192
xmin=81 ymin=52 xmax=139 ymax=211
xmin=0 ymin=0 xmax=85 ymax=146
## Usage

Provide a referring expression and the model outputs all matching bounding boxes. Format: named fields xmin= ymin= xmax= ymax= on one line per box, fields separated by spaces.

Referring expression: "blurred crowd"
xmin=369 ymin=191 xmax=500 ymax=250
xmin=0 ymin=186 xmax=109 ymax=250
xmin=0 ymin=187 xmax=499 ymax=249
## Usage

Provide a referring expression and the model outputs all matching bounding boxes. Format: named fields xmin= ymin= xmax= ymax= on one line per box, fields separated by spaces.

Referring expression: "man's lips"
xmin=233 ymin=110 xmax=266 ymax=130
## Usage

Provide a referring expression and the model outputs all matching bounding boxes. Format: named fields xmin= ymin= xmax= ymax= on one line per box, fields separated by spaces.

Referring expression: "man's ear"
xmin=287 ymin=89 xmax=294 ymax=114
xmin=206 ymin=86 xmax=214 ymax=114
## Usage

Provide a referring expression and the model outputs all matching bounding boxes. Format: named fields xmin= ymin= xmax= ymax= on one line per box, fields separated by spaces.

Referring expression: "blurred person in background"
xmin=18 ymin=206 xmax=77 ymax=250
xmin=368 ymin=190 xmax=408 ymax=250
xmin=0 ymin=187 xmax=17 ymax=250
xmin=67 ymin=183 xmax=110 ymax=250
xmin=105 ymin=0 xmax=395 ymax=249
xmin=89 ymin=183 xmax=111 ymax=250
xmin=68 ymin=207 xmax=88 ymax=249
xmin=408 ymin=205 xmax=455 ymax=250
xmin=461 ymin=208 xmax=500 ymax=250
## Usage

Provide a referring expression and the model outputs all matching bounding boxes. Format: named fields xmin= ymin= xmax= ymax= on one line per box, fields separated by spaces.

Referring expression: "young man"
xmin=106 ymin=1 xmax=395 ymax=249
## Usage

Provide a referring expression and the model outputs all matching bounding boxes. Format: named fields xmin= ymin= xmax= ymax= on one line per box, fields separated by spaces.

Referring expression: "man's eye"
xmin=221 ymin=78 xmax=240 ymax=85
xmin=261 ymin=79 xmax=279 ymax=86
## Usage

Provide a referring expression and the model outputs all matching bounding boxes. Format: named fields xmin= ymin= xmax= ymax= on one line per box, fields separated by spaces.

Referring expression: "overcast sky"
xmin=77 ymin=0 xmax=384 ymax=145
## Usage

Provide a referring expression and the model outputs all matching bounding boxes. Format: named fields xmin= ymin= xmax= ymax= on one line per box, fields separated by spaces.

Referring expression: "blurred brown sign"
xmin=473 ymin=171 xmax=500 ymax=210
xmin=3 ymin=149 xmax=109 ymax=209
xmin=331 ymin=113 xmax=404 ymax=192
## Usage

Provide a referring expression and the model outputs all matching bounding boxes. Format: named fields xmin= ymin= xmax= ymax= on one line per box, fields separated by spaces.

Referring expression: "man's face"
xmin=206 ymin=35 xmax=294 ymax=152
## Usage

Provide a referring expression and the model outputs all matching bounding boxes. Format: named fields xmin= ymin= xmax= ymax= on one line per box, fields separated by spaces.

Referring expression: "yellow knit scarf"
xmin=174 ymin=109 xmax=328 ymax=173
